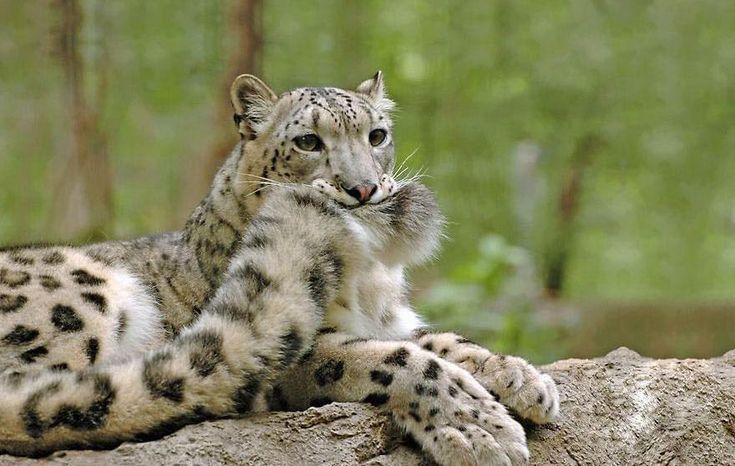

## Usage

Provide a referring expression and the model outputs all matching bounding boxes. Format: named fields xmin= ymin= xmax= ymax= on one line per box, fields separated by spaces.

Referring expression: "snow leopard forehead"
xmin=276 ymin=86 xmax=392 ymax=135
xmin=231 ymin=71 xmax=394 ymax=139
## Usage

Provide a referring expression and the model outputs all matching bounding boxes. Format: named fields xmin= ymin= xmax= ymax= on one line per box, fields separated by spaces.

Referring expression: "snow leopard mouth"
xmin=311 ymin=174 xmax=397 ymax=209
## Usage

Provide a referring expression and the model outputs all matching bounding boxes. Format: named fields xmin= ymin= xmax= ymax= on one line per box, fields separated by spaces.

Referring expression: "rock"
xmin=530 ymin=348 xmax=735 ymax=465
xmin=2 ymin=348 xmax=734 ymax=465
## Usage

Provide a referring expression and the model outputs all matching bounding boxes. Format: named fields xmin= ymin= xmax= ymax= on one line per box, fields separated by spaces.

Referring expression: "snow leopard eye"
xmin=369 ymin=129 xmax=387 ymax=147
xmin=293 ymin=134 xmax=323 ymax=152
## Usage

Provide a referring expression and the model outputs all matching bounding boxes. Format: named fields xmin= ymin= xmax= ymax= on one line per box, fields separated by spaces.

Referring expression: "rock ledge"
xmin=2 ymin=348 xmax=734 ymax=465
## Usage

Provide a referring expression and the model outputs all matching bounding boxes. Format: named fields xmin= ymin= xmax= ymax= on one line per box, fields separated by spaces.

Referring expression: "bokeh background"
xmin=2 ymin=0 xmax=734 ymax=363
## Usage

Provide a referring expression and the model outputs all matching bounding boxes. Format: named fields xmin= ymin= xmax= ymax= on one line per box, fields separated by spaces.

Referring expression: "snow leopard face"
xmin=231 ymin=72 xmax=397 ymax=207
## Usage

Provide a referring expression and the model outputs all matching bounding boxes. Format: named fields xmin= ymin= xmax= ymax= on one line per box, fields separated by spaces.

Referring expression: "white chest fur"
xmin=325 ymin=262 xmax=423 ymax=340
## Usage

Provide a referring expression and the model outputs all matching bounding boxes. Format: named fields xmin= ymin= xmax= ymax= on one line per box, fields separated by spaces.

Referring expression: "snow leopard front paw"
xmin=418 ymin=333 xmax=559 ymax=425
xmin=392 ymin=353 xmax=528 ymax=466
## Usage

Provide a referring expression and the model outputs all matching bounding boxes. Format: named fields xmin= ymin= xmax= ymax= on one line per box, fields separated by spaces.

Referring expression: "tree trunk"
xmin=183 ymin=0 xmax=262 ymax=210
xmin=49 ymin=0 xmax=113 ymax=241
xmin=543 ymin=133 xmax=603 ymax=297
xmin=3 ymin=347 xmax=734 ymax=465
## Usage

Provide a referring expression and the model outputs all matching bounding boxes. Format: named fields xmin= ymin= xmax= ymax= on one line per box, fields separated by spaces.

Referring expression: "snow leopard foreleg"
xmin=345 ymin=181 xmax=560 ymax=425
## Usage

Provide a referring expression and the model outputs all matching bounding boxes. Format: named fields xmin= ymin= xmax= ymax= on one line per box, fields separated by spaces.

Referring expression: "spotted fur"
xmin=0 ymin=74 xmax=558 ymax=465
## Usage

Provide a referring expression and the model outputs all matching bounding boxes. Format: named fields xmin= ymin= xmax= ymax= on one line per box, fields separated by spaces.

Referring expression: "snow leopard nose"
xmin=342 ymin=183 xmax=377 ymax=204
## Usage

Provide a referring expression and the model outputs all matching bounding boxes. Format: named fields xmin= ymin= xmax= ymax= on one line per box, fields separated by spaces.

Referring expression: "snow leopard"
xmin=0 ymin=72 xmax=558 ymax=465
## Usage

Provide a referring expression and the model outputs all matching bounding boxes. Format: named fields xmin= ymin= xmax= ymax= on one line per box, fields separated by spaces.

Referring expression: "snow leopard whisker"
xmin=393 ymin=146 xmax=421 ymax=179
xmin=237 ymin=174 xmax=290 ymax=187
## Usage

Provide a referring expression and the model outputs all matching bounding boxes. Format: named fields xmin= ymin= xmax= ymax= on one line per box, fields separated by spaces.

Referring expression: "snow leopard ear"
xmin=356 ymin=71 xmax=395 ymax=113
xmin=230 ymin=74 xmax=278 ymax=139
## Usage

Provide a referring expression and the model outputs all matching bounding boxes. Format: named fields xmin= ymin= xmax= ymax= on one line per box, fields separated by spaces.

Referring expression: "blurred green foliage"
xmin=265 ymin=0 xmax=735 ymax=302
xmin=1 ymin=1 xmax=735 ymax=361
xmin=421 ymin=234 xmax=565 ymax=362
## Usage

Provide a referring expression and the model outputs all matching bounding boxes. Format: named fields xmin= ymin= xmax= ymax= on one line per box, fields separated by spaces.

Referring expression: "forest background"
xmin=2 ymin=0 xmax=733 ymax=363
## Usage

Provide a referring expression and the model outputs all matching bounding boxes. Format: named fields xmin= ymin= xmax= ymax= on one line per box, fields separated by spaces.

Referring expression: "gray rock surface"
xmin=2 ymin=347 xmax=734 ymax=465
